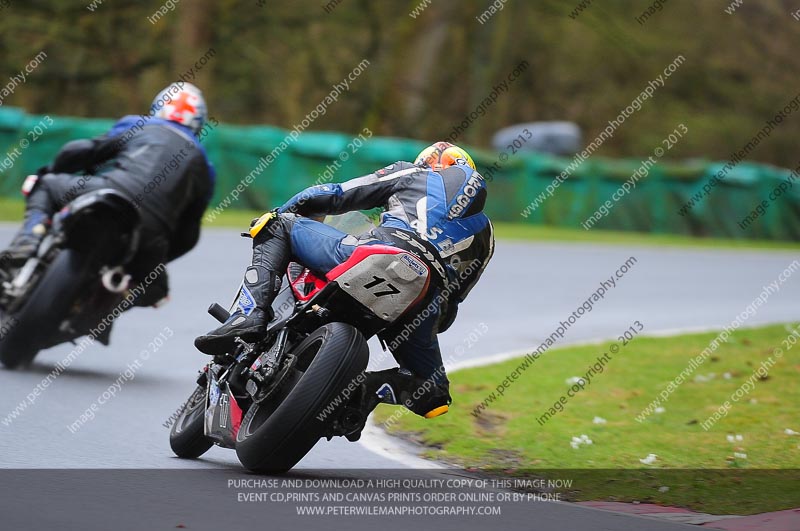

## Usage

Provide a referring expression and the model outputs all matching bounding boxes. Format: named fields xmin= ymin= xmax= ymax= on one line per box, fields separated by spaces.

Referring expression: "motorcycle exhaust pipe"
xmin=102 ymin=267 xmax=132 ymax=294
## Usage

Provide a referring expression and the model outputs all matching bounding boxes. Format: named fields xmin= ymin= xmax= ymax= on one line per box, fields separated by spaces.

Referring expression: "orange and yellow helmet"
xmin=414 ymin=141 xmax=476 ymax=171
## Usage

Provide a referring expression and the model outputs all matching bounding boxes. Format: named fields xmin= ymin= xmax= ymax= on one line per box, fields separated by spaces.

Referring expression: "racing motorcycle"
xmin=169 ymin=213 xmax=445 ymax=473
xmin=0 ymin=188 xmax=141 ymax=368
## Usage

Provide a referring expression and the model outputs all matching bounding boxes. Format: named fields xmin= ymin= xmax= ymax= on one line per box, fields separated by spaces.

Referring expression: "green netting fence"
xmin=0 ymin=107 xmax=798 ymax=241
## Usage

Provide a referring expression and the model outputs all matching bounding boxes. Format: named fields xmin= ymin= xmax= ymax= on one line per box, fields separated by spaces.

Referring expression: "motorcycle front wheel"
xmin=169 ymin=385 xmax=214 ymax=459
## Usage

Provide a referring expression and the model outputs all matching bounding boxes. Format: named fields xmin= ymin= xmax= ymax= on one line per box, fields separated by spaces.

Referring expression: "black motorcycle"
xmin=0 ymin=188 xmax=141 ymax=368
xmin=169 ymin=213 xmax=444 ymax=473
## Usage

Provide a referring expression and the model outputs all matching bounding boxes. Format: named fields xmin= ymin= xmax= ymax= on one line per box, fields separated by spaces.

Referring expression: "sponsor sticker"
xmin=236 ymin=285 xmax=256 ymax=315
xmin=400 ymin=254 xmax=426 ymax=276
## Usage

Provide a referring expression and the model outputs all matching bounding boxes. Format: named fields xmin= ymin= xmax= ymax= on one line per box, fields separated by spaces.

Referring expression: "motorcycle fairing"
xmin=204 ymin=370 xmax=243 ymax=448
xmin=326 ymin=245 xmax=430 ymax=323
xmin=287 ymin=266 xmax=328 ymax=302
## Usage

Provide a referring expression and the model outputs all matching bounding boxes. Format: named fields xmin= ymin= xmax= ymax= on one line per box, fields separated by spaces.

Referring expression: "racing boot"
xmin=363 ymin=367 xmax=452 ymax=419
xmin=0 ymin=210 xmax=49 ymax=274
xmin=346 ymin=368 xmax=451 ymax=442
xmin=194 ymin=265 xmax=281 ymax=355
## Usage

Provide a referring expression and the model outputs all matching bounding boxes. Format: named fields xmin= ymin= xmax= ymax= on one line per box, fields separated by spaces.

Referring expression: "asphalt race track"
xmin=1 ymin=224 xmax=798 ymax=530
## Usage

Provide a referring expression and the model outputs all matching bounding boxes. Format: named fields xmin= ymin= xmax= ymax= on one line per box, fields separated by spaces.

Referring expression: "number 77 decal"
xmin=364 ymin=275 xmax=401 ymax=297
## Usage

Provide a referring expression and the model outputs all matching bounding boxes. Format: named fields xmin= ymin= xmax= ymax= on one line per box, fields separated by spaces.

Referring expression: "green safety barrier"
xmin=0 ymin=107 xmax=798 ymax=241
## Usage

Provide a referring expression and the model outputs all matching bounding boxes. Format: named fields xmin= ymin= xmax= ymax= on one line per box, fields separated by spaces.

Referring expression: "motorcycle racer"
xmin=0 ymin=82 xmax=215 ymax=307
xmin=195 ymin=141 xmax=494 ymax=418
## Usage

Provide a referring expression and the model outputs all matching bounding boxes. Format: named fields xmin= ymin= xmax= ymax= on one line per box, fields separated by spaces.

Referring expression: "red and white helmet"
xmin=150 ymin=82 xmax=207 ymax=134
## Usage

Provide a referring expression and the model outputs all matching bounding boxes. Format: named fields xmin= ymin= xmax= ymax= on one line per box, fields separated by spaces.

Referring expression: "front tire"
xmin=0 ymin=250 xmax=90 ymax=368
xmin=235 ymin=322 xmax=369 ymax=473
xmin=169 ymin=385 xmax=214 ymax=459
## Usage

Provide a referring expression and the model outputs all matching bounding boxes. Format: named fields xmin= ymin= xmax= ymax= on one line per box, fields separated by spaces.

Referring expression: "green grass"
xmin=0 ymin=197 xmax=24 ymax=220
xmin=2 ymin=196 xmax=798 ymax=250
xmin=491 ymin=222 xmax=800 ymax=251
xmin=373 ymin=324 xmax=800 ymax=514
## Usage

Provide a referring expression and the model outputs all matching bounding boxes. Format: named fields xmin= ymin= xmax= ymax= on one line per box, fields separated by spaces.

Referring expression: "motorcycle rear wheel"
xmin=0 ymin=250 xmax=90 ymax=368
xmin=235 ymin=322 xmax=369 ymax=473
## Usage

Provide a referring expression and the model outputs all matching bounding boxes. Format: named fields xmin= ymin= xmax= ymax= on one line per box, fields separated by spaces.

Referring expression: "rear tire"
xmin=235 ymin=322 xmax=369 ymax=473
xmin=169 ymin=385 xmax=214 ymax=459
xmin=0 ymin=250 xmax=90 ymax=368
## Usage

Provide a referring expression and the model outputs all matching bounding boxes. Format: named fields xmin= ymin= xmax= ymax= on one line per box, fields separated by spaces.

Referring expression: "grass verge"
xmin=492 ymin=222 xmax=800 ymax=251
xmin=372 ymin=323 xmax=800 ymax=514
xmin=0 ymin=198 xmax=24 ymax=220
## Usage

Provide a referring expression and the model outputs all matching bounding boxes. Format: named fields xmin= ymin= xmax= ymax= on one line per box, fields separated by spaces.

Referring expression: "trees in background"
xmin=1 ymin=0 xmax=797 ymax=167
